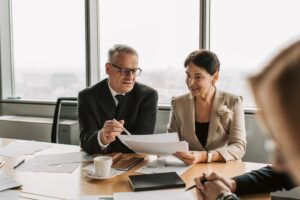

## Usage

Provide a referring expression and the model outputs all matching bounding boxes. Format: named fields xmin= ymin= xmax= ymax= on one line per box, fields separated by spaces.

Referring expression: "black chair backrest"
xmin=51 ymin=97 xmax=78 ymax=143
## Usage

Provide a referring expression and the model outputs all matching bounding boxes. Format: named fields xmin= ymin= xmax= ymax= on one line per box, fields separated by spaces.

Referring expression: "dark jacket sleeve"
xmin=78 ymin=90 xmax=103 ymax=154
xmin=233 ymin=166 xmax=296 ymax=195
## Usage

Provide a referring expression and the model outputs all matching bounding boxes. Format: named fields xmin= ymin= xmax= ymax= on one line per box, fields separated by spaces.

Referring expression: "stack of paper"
xmin=113 ymin=190 xmax=194 ymax=200
xmin=17 ymin=152 xmax=93 ymax=173
xmin=135 ymin=155 xmax=189 ymax=175
xmin=0 ymin=173 xmax=22 ymax=192
xmin=118 ymin=133 xmax=189 ymax=155
xmin=0 ymin=141 xmax=52 ymax=157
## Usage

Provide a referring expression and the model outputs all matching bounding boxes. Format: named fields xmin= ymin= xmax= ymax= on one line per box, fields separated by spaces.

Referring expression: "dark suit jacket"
xmin=233 ymin=166 xmax=296 ymax=195
xmin=78 ymin=78 xmax=158 ymax=154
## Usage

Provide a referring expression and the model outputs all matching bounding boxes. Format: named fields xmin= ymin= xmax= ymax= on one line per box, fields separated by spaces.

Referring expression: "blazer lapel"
xmin=96 ymin=80 xmax=117 ymax=120
xmin=206 ymin=89 xmax=224 ymax=149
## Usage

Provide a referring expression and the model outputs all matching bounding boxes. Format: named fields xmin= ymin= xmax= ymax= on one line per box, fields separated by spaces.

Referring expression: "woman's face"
xmin=257 ymin=83 xmax=300 ymax=184
xmin=185 ymin=63 xmax=217 ymax=97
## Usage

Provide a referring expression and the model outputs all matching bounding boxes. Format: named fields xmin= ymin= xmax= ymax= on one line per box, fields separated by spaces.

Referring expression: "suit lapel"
xmin=206 ymin=90 xmax=224 ymax=149
xmin=96 ymin=80 xmax=117 ymax=120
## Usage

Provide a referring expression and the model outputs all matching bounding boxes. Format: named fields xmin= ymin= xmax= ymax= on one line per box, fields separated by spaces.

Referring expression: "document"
xmin=80 ymin=195 xmax=113 ymax=200
xmin=33 ymin=152 xmax=93 ymax=166
xmin=114 ymin=190 xmax=194 ymax=200
xmin=17 ymin=159 xmax=79 ymax=173
xmin=118 ymin=133 xmax=189 ymax=155
xmin=0 ymin=172 xmax=22 ymax=192
xmin=135 ymin=155 xmax=190 ymax=175
xmin=0 ymin=190 xmax=20 ymax=200
xmin=16 ymin=152 xmax=92 ymax=173
xmin=0 ymin=141 xmax=52 ymax=157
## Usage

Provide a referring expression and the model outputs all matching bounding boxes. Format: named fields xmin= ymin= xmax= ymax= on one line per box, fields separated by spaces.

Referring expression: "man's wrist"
xmin=98 ymin=129 xmax=109 ymax=149
xmin=216 ymin=192 xmax=238 ymax=200
xmin=229 ymin=179 xmax=237 ymax=192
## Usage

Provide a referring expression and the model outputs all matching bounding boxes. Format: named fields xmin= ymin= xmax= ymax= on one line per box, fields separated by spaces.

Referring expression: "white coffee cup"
xmin=94 ymin=156 xmax=112 ymax=178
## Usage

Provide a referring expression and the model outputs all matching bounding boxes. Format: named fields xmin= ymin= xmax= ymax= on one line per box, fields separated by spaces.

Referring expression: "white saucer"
xmin=83 ymin=164 xmax=124 ymax=180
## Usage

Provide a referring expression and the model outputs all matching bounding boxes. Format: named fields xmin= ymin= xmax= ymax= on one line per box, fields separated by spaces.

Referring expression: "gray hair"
xmin=107 ymin=44 xmax=139 ymax=63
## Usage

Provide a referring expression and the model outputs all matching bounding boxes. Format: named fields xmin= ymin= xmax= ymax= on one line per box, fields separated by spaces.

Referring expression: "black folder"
xmin=128 ymin=172 xmax=186 ymax=191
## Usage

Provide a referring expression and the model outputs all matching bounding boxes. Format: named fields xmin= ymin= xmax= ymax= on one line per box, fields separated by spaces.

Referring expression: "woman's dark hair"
xmin=184 ymin=50 xmax=220 ymax=75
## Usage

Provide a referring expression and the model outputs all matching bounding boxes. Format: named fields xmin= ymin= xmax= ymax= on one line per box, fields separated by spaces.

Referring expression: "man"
xmin=78 ymin=44 xmax=158 ymax=154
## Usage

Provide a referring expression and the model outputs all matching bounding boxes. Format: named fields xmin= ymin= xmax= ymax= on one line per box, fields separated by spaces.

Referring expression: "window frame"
xmin=0 ymin=0 xmax=256 ymax=117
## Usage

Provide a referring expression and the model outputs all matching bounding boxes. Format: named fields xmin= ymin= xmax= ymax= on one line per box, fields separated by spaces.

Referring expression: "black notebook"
xmin=128 ymin=172 xmax=186 ymax=191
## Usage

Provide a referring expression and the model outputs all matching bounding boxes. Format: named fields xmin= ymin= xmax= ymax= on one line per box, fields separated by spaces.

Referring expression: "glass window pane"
xmin=99 ymin=0 xmax=199 ymax=104
xmin=11 ymin=0 xmax=86 ymax=100
xmin=210 ymin=0 xmax=300 ymax=108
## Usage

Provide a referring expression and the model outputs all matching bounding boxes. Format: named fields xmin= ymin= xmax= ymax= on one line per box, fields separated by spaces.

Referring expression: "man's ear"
xmin=105 ymin=63 xmax=110 ymax=75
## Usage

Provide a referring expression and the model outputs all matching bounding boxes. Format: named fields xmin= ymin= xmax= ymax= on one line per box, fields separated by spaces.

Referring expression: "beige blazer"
xmin=167 ymin=90 xmax=247 ymax=162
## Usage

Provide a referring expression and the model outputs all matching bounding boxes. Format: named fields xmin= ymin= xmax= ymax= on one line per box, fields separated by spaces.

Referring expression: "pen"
xmin=122 ymin=127 xmax=132 ymax=136
xmin=185 ymin=179 xmax=207 ymax=191
xmin=13 ymin=158 xmax=25 ymax=169
xmin=112 ymin=119 xmax=132 ymax=135
xmin=0 ymin=161 xmax=5 ymax=168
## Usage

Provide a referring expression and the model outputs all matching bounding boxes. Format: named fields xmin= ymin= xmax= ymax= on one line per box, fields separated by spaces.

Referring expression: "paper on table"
xmin=33 ymin=152 xmax=93 ymax=166
xmin=0 ymin=173 xmax=22 ymax=192
xmin=80 ymin=195 xmax=113 ymax=200
xmin=16 ymin=159 xmax=79 ymax=173
xmin=125 ymin=140 xmax=188 ymax=155
xmin=135 ymin=155 xmax=190 ymax=175
xmin=113 ymin=190 xmax=194 ymax=200
xmin=0 ymin=141 xmax=52 ymax=157
xmin=0 ymin=190 xmax=20 ymax=200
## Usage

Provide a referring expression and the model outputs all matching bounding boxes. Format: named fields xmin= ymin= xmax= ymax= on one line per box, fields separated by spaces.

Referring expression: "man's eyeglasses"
xmin=110 ymin=63 xmax=142 ymax=76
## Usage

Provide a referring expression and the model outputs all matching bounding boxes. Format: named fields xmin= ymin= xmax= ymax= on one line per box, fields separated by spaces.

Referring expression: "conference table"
xmin=0 ymin=138 xmax=270 ymax=200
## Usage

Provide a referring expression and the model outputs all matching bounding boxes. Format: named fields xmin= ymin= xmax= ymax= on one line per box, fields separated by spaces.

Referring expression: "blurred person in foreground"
xmin=194 ymin=40 xmax=300 ymax=200
xmin=168 ymin=50 xmax=246 ymax=165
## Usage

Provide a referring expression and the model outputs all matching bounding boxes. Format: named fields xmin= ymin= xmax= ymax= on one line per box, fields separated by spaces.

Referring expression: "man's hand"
xmin=195 ymin=179 xmax=232 ymax=200
xmin=173 ymin=151 xmax=207 ymax=165
xmin=194 ymin=172 xmax=237 ymax=200
xmin=100 ymin=119 xmax=124 ymax=145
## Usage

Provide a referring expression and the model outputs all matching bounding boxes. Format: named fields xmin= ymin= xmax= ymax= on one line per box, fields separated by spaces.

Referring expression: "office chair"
xmin=51 ymin=97 xmax=78 ymax=144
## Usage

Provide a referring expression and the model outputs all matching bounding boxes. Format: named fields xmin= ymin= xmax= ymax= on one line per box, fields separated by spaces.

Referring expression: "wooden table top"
xmin=0 ymin=138 xmax=270 ymax=200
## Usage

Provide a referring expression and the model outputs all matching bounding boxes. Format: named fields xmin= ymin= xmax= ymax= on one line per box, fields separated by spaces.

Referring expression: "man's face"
xmin=106 ymin=52 xmax=138 ymax=93
xmin=257 ymin=83 xmax=300 ymax=184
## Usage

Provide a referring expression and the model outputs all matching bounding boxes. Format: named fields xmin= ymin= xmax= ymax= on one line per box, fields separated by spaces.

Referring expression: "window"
xmin=11 ymin=0 xmax=86 ymax=100
xmin=98 ymin=0 xmax=199 ymax=104
xmin=210 ymin=0 xmax=300 ymax=108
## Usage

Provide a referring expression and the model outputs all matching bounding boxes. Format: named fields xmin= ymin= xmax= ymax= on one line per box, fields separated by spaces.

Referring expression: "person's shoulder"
xmin=134 ymin=82 xmax=158 ymax=95
xmin=79 ymin=79 xmax=107 ymax=97
xmin=219 ymin=90 xmax=243 ymax=106
xmin=171 ymin=93 xmax=191 ymax=104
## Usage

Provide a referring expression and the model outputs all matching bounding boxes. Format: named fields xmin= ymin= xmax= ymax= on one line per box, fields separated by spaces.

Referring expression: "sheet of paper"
xmin=125 ymin=140 xmax=188 ymax=155
xmin=114 ymin=190 xmax=194 ymax=200
xmin=33 ymin=152 xmax=93 ymax=166
xmin=0 ymin=173 xmax=22 ymax=192
xmin=80 ymin=195 xmax=113 ymax=200
xmin=135 ymin=155 xmax=190 ymax=175
xmin=0 ymin=190 xmax=20 ymax=200
xmin=0 ymin=141 xmax=52 ymax=157
xmin=118 ymin=132 xmax=179 ymax=145
xmin=16 ymin=159 xmax=79 ymax=173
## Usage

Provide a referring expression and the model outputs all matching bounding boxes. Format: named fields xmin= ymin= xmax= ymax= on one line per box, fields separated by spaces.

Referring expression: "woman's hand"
xmin=173 ymin=151 xmax=207 ymax=165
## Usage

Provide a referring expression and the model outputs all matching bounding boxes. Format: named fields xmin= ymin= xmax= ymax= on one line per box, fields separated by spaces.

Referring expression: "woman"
xmin=194 ymin=40 xmax=300 ymax=200
xmin=168 ymin=50 xmax=246 ymax=165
